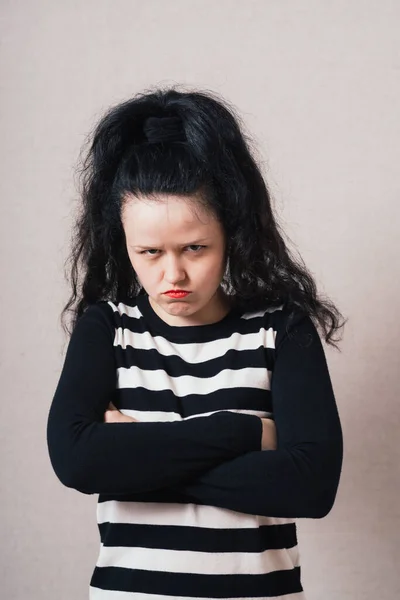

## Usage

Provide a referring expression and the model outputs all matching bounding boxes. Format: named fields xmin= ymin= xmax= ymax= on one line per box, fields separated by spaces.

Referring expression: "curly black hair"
xmin=61 ymin=84 xmax=347 ymax=350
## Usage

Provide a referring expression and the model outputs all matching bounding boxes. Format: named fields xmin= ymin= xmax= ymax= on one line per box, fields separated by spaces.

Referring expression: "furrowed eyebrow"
xmin=132 ymin=238 xmax=210 ymax=249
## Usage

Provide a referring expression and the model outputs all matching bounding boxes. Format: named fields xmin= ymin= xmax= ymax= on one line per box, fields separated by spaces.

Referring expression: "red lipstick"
xmin=164 ymin=290 xmax=191 ymax=298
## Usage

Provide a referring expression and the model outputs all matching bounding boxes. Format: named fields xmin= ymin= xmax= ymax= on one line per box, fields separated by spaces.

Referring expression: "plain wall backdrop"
xmin=1 ymin=1 xmax=399 ymax=598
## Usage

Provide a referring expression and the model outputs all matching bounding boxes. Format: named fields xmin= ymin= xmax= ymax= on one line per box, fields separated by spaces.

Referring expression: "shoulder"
xmin=77 ymin=300 xmax=115 ymax=324
xmin=76 ymin=297 xmax=149 ymax=341
xmin=259 ymin=300 xmax=318 ymax=353
xmin=79 ymin=297 xmax=140 ymax=323
xmin=71 ymin=301 xmax=116 ymax=343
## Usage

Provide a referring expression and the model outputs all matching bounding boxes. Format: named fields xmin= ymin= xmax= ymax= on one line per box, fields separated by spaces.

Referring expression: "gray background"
xmin=1 ymin=1 xmax=398 ymax=598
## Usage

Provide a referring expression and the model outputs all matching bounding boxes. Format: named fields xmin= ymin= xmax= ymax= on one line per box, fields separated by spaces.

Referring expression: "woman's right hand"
xmin=104 ymin=402 xmax=139 ymax=423
xmin=260 ymin=417 xmax=277 ymax=450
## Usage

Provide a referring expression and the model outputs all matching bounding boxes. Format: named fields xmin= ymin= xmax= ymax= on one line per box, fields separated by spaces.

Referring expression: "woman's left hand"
xmin=104 ymin=402 xmax=139 ymax=423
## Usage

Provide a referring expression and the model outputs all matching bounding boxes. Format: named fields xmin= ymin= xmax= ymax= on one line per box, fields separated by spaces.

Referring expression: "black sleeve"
xmin=46 ymin=303 xmax=262 ymax=495
xmin=170 ymin=309 xmax=344 ymax=519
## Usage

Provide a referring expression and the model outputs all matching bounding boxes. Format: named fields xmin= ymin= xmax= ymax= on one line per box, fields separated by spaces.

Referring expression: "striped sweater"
xmin=47 ymin=291 xmax=343 ymax=599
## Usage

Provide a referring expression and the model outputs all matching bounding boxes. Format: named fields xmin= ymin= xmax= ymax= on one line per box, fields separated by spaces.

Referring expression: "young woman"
xmin=47 ymin=85 xmax=346 ymax=599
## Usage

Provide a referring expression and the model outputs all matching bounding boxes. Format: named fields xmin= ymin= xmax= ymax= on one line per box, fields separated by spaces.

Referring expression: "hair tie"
xmin=143 ymin=116 xmax=186 ymax=143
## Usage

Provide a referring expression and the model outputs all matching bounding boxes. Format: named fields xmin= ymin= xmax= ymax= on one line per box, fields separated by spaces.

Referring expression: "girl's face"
xmin=121 ymin=193 xmax=231 ymax=326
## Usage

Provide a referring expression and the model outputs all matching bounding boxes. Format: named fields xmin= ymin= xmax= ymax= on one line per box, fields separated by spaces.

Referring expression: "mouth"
xmin=164 ymin=291 xmax=191 ymax=298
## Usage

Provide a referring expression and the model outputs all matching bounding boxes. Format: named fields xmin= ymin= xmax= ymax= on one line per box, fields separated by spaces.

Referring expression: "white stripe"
xmin=119 ymin=409 xmax=182 ymax=422
xmin=113 ymin=326 xmax=277 ymax=355
xmin=97 ymin=501 xmax=295 ymax=529
xmin=183 ymin=408 xmax=272 ymax=419
xmin=95 ymin=543 xmax=300 ymax=575
xmin=117 ymin=366 xmax=271 ymax=394
xmin=119 ymin=408 xmax=272 ymax=422
xmin=90 ymin=586 xmax=306 ymax=600
xmin=108 ymin=301 xmax=142 ymax=318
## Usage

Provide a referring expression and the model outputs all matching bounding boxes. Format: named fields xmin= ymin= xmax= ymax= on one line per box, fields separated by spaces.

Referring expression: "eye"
xmin=187 ymin=245 xmax=205 ymax=252
xmin=140 ymin=245 xmax=206 ymax=255
xmin=140 ymin=249 xmax=159 ymax=255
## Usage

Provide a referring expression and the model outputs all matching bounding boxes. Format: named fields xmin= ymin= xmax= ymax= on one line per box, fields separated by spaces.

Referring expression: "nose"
xmin=163 ymin=256 xmax=187 ymax=285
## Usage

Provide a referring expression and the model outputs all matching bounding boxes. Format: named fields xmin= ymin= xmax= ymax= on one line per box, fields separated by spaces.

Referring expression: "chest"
xmin=112 ymin=325 xmax=275 ymax=421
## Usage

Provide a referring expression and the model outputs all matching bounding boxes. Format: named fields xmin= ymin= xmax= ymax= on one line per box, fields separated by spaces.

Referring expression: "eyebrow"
xmin=131 ymin=237 xmax=211 ymax=249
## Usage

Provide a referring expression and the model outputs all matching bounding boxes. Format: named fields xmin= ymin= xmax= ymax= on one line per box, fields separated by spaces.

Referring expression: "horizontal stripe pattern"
xmin=89 ymin=295 xmax=305 ymax=599
xmin=117 ymin=365 xmax=271 ymax=396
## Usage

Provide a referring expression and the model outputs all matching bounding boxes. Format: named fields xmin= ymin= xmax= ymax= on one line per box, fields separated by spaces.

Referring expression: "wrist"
xmin=261 ymin=418 xmax=277 ymax=451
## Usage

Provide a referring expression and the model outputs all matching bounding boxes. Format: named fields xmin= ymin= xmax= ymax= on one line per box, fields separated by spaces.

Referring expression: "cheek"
xmin=199 ymin=256 xmax=225 ymax=280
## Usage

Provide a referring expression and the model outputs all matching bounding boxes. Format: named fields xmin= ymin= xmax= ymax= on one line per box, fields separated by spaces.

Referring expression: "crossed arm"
xmin=47 ymin=303 xmax=343 ymax=519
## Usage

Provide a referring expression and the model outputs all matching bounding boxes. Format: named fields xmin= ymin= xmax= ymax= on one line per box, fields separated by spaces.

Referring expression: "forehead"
xmin=122 ymin=194 xmax=220 ymax=240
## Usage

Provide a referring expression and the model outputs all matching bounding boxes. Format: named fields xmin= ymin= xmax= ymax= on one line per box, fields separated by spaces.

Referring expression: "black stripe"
xmin=90 ymin=565 xmax=303 ymax=597
xmin=114 ymin=345 xmax=275 ymax=376
xmin=98 ymin=521 xmax=298 ymax=553
xmin=115 ymin=386 xmax=273 ymax=416
xmin=98 ymin=487 xmax=191 ymax=505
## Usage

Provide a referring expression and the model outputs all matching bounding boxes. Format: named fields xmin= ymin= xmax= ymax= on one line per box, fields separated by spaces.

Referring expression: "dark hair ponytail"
xmin=62 ymin=83 xmax=347 ymax=349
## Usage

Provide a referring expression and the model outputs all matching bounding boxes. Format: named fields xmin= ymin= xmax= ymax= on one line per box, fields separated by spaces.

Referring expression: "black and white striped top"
xmin=47 ymin=291 xmax=343 ymax=599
